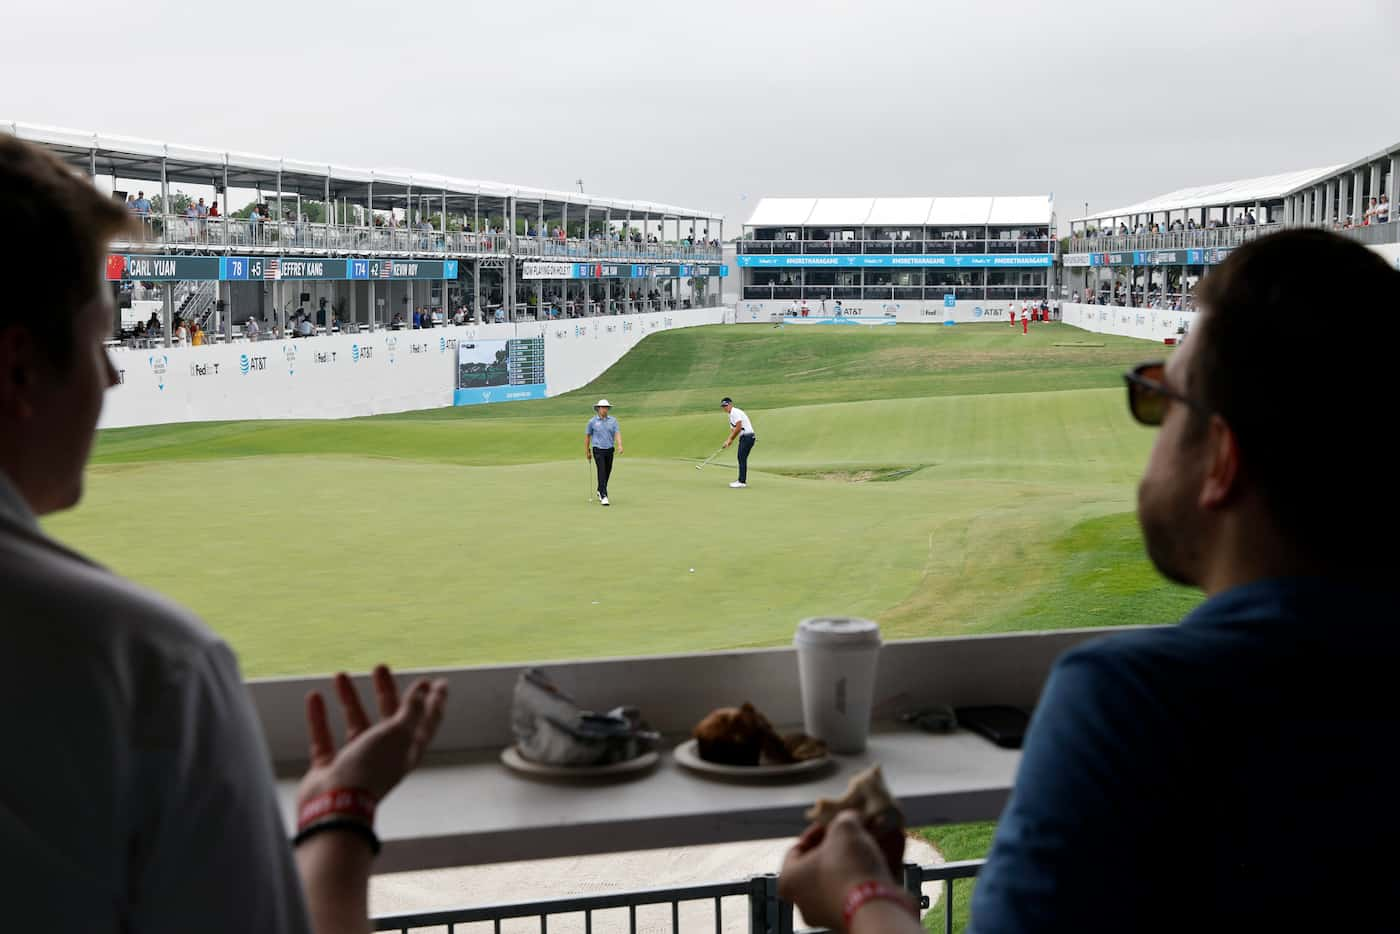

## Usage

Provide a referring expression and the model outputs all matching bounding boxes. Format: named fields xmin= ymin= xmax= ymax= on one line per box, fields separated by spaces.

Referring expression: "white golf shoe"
xmin=729 ymin=481 xmax=747 ymax=489
xmin=600 ymin=495 xmax=611 ymax=506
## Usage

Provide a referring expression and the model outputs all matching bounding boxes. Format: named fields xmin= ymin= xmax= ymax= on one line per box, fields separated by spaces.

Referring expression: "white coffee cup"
xmin=794 ymin=617 xmax=882 ymax=754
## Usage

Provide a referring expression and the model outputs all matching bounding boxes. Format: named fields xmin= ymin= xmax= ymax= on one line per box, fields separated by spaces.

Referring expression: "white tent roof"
xmin=806 ymin=197 xmax=874 ymax=225
xmin=3 ymin=120 xmax=723 ymax=220
xmin=988 ymin=195 xmax=1053 ymax=225
xmin=1075 ymin=166 xmax=1340 ymax=224
xmin=926 ymin=197 xmax=993 ymax=225
xmin=744 ymin=197 xmax=818 ymax=226
xmin=865 ymin=197 xmax=934 ymax=225
xmin=745 ymin=195 xmax=1052 ymax=227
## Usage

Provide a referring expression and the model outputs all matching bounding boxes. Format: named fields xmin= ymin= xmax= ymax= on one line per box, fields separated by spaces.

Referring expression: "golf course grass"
xmin=45 ymin=322 xmax=1201 ymax=677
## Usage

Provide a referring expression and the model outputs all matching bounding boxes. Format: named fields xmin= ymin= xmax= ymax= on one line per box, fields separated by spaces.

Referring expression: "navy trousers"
xmin=737 ymin=434 xmax=756 ymax=484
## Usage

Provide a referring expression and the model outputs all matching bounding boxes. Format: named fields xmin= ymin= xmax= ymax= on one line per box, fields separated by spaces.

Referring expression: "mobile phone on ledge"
xmin=954 ymin=705 xmax=1030 ymax=749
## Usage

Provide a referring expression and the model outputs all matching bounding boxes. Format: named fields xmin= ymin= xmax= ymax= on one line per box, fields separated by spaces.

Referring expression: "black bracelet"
xmin=292 ymin=818 xmax=382 ymax=856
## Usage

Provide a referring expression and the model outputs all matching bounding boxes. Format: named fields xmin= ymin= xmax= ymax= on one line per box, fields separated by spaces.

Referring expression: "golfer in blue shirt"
xmin=585 ymin=399 xmax=622 ymax=506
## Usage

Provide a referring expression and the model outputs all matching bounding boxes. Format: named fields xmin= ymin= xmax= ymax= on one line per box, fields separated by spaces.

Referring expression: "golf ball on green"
xmin=689 ymin=568 xmax=695 ymax=573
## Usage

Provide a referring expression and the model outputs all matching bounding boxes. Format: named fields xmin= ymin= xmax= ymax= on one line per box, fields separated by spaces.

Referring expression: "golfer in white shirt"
xmin=720 ymin=396 xmax=757 ymax=488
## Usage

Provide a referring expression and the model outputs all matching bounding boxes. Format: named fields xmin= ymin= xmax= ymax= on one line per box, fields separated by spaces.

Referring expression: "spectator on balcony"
xmin=781 ymin=229 xmax=1398 ymax=933
xmin=1245 ymin=210 xmax=1257 ymax=226
xmin=1 ymin=136 xmax=452 ymax=932
xmin=208 ymin=199 xmax=219 ymax=218
xmin=1378 ymin=194 xmax=1390 ymax=224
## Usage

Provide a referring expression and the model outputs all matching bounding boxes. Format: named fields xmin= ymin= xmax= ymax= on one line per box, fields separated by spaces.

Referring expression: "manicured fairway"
xmin=45 ymin=323 xmax=1201 ymax=676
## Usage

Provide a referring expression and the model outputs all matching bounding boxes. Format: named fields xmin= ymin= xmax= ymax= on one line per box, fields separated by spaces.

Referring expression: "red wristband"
xmin=297 ymin=788 xmax=377 ymax=832
xmin=842 ymin=881 xmax=917 ymax=930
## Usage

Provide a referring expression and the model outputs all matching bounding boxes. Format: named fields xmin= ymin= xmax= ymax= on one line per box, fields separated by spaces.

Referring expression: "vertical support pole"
xmin=159 ymin=154 xmax=169 ymax=245
xmin=163 ymin=282 xmax=173 ymax=347
xmin=222 ymin=160 xmax=230 ymax=247
xmin=1388 ymin=155 xmax=1399 ymax=226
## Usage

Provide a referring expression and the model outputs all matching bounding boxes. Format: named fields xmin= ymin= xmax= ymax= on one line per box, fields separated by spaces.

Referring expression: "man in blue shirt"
xmin=776 ymin=229 xmax=1398 ymax=933
xmin=585 ymin=399 xmax=622 ymax=506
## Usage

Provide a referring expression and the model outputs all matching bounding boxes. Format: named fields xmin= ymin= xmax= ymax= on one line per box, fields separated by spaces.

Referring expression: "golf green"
xmin=45 ymin=323 xmax=1201 ymax=676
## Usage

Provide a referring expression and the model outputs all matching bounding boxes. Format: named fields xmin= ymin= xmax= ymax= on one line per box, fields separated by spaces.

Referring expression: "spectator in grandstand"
xmin=173 ymin=316 xmax=188 ymax=346
xmin=244 ymin=315 xmax=260 ymax=339
xmin=296 ymin=315 xmax=313 ymax=338
xmin=780 ymin=228 xmax=1398 ymax=934
xmin=0 ymin=133 xmax=450 ymax=934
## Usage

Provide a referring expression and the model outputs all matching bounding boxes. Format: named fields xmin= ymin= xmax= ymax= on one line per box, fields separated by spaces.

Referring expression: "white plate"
xmin=672 ymin=739 xmax=833 ymax=779
xmin=500 ymin=746 xmax=660 ymax=779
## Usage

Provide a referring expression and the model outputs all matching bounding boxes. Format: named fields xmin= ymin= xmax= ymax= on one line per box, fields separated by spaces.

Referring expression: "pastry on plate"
xmin=693 ymin=703 xmax=828 ymax=766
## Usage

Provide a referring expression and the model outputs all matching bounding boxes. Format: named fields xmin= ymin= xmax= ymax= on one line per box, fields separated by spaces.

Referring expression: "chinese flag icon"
xmin=105 ymin=255 xmax=126 ymax=280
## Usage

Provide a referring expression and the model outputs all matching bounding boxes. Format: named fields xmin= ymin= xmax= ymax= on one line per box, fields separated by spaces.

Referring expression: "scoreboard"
xmin=505 ymin=337 xmax=545 ymax=387
xmin=454 ymin=337 xmax=548 ymax=406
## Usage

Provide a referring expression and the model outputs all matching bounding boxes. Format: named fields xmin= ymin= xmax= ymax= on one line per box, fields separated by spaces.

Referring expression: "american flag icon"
xmin=379 ymin=260 xmax=392 ymax=279
xmin=264 ymin=258 xmax=280 ymax=280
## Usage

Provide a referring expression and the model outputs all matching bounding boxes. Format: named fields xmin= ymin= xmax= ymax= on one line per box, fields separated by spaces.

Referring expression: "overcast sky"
xmin=3 ymin=0 xmax=1397 ymax=232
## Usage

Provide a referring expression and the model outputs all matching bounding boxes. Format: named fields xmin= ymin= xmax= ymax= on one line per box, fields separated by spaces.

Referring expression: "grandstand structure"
xmin=736 ymin=196 xmax=1054 ymax=319
xmin=1062 ymin=140 xmax=1398 ymax=308
xmin=3 ymin=121 xmax=726 ymax=346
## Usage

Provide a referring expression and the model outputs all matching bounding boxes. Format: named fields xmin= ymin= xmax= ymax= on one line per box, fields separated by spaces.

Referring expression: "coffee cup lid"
xmin=795 ymin=617 xmax=881 ymax=647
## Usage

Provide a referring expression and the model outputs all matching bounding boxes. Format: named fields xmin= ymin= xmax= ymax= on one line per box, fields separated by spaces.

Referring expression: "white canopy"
xmin=3 ymin=120 xmax=724 ymax=221
xmin=1075 ymin=167 xmax=1340 ymax=225
xmin=745 ymin=195 xmax=1052 ymax=228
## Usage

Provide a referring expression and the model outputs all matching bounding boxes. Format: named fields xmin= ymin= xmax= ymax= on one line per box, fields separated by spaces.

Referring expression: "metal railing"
xmin=1066 ymin=224 xmax=1281 ymax=253
xmin=739 ymin=239 xmax=1052 ymax=256
xmin=1337 ymin=219 xmax=1399 ymax=246
xmin=115 ymin=216 xmax=721 ymax=262
xmin=740 ymin=286 xmax=1047 ymax=302
xmin=372 ymin=860 xmax=985 ymax=934
xmin=1066 ymin=218 xmax=1397 ymax=255
xmin=524 ymin=237 xmax=722 ymax=261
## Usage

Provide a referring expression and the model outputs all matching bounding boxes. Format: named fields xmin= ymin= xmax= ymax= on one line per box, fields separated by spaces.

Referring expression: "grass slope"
xmin=46 ymin=323 xmax=1199 ymax=676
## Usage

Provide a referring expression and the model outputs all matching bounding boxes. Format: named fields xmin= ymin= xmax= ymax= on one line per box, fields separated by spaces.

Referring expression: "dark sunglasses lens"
xmin=1127 ymin=364 xmax=1168 ymax=426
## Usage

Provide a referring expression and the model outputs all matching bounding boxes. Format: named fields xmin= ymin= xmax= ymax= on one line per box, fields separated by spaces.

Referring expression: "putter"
xmin=695 ymin=446 xmax=725 ymax=471
xmin=587 ymin=458 xmax=594 ymax=503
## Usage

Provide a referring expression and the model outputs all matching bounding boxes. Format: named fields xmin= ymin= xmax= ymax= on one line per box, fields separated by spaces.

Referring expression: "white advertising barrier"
xmin=1060 ymin=302 xmax=1197 ymax=343
xmin=1372 ymin=242 xmax=1400 ymax=271
xmin=99 ymin=306 xmax=729 ymax=429
xmin=736 ymin=299 xmax=1029 ymax=325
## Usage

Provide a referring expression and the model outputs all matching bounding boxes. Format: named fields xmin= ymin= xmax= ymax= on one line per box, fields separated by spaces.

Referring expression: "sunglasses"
xmin=1123 ymin=361 xmax=1208 ymax=426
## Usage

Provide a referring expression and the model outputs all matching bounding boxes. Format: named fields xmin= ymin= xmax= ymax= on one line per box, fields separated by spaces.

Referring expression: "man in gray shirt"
xmin=585 ymin=398 xmax=623 ymax=506
xmin=0 ymin=133 xmax=448 ymax=933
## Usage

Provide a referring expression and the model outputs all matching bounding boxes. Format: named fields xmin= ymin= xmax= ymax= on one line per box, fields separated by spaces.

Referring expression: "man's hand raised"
xmin=298 ymin=664 xmax=448 ymax=805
